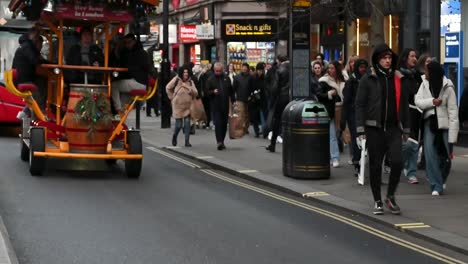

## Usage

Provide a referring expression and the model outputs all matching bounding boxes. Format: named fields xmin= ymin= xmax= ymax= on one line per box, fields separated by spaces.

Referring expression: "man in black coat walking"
xmin=206 ymin=62 xmax=235 ymax=150
xmin=355 ymin=44 xmax=410 ymax=215
xmin=266 ymin=55 xmax=290 ymax=152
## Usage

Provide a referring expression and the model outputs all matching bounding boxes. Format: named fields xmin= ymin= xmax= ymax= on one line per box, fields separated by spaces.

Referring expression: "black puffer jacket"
xmin=233 ymin=72 xmax=254 ymax=103
xmin=12 ymin=37 xmax=41 ymax=85
xmin=65 ymin=44 xmax=104 ymax=84
xmin=399 ymin=67 xmax=422 ymax=140
xmin=276 ymin=61 xmax=290 ymax=100
xmin=340 ymin=59 xmax=368 ymax=130
xmin=355 ymin=44 xmax=410 ymax=135
xmin=117 ymin=42 xmax=150 ymax=85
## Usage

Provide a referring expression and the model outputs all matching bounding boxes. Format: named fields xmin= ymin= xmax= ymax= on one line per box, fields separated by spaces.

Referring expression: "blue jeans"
xmin=174 ymin=116 xmax=191 ymax=144
xmin=329 ymin=120 xmax=340 ymax=162
xmin=402 ymin=140 xmax=419 ymax=178
xmin=423 ymin=121 xmax=449 ymax=193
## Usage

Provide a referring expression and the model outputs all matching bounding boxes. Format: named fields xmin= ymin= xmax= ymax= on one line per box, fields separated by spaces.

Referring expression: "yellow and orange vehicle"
xmin=4 ymin=0 xmax=158 ymax=178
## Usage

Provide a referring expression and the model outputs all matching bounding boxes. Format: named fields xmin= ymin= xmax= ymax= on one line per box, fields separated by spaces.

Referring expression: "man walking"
xmin=233 ymin=63 xmax=254 ymax=134
xmin=206 ymin=63 xmax=235 ymax=150
xmin=355 ymin=44 xmax=410 ymax=215
xmin=266 ymin=55 xmax=290 ymax=152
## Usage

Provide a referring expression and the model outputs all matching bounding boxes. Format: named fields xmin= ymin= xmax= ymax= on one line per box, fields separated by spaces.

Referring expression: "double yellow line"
xmin=151 ymin=148 xmax=466 ymax=264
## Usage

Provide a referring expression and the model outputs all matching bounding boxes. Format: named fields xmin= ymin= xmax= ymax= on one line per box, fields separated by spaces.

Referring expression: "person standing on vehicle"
xmin=13 ymin=27 xmax=45 ymax=120
xmin=415 ymin=62 xmax=459 ymax=195
xmin=206 ymin=62 xmax=235 ymax=150
xmin=355 ymin=44 xmax=410 ymax=215
xmin=397 ymin=48 xmax=422 ymax=184
xmin=266 ymin=55 xmax=290 ymax=153
xmin=65 ymin=26 xmax=104 ymax=84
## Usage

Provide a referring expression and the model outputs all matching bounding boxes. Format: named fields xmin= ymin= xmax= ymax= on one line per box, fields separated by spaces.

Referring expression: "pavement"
xmin=134 ymin=113 xmax=468 ymax=256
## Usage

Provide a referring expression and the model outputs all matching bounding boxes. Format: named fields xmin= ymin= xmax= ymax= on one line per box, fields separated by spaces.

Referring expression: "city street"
xmin=0 ymin=128 xmax=466 ymax=264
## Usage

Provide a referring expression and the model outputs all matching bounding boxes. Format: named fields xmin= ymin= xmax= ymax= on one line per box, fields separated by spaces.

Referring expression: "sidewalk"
xmin=133 ymin=114 xmax=468 ymax=255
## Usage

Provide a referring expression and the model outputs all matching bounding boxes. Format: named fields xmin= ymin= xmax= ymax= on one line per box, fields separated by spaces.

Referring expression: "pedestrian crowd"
xmin=163 ymin=44 xmax=460 ymax=216
xmin=9 ymin=27 xmax=461 ymax=215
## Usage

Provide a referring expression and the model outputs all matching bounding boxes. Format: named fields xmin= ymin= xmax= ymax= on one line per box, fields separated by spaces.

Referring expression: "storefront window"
xmin=227 ymin=42 xmax=275 ymax=72
xmin=347 ymin=15 xmax=398 ymax=60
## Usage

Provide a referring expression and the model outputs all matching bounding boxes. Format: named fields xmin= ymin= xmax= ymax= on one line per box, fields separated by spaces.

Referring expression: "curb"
xmin=142 ymin=137 xmax=468 ymax=256
xmin=0 ymin=215 xmax=18 ymax=264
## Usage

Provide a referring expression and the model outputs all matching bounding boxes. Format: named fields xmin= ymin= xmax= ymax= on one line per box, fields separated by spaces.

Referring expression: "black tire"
xmin=20 ymin=136 xmax=29 ymax=162
xmin=29 ymin=128 xmax=46 ymax=176
xmin=125 ymin=131 xmax=142 ymax=179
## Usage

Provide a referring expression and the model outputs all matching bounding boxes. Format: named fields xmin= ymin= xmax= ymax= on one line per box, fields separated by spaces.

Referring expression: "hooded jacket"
xmin=12 ymin=35 xmax=41 ymax=85
xmin=355 ymin=44 xmax=410 ymax=135
xmin=340 ymin=59 xmax=368 ymax=130
xmin=415 ymin=76 xmax=459 ymax=143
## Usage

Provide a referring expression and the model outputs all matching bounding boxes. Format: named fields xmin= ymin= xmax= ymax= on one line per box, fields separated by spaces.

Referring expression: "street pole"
xmin=160 ymin=0 xmax=172 ymax=128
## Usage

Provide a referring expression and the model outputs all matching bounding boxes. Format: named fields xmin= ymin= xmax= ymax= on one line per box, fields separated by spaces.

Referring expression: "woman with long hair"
xmin=316 ymin=61 xmax=346 ymax=167
xmin=166 ymin=65 xmax=198 ymax=147
xmin=415 ymin=62 xmax=459 ymax=195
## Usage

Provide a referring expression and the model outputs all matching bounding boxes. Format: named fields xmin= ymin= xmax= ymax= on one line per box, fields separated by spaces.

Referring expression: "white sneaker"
xmin=277 ymin=136 xmax=283 ymax=144
xmin=431 ymin=191 xmax=440 ymax=196
xmin=443 ymin=184 xmax=447 ymax=190
xmin=332 ymin=160 xmax=340 ymax=168
xmin=347 ymin=160 xmax=353 ymax=165
xmin=16 ymin=111 xmax=26 ymax=120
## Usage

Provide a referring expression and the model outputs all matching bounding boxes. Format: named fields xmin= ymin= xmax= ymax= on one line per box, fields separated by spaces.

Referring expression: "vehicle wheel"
xmin=29 ymin=128 xmax=46 ymax=176
xmin=20 ymin=136 xmax=29 ymax=162
xmin=125 ymin=131 xmax=142 ymax=179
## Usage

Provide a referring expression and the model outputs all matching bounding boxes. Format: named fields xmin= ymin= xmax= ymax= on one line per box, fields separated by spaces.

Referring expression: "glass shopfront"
xmin=347 ymin=15 xmax=399 ymax=59
xmin=227 ymin=42 xmax=275 ymax=71
xmin=221 ymin=19 xmax=278 ymax=71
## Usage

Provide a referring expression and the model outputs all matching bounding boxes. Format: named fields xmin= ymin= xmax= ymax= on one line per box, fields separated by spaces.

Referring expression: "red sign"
xmin=172 ymin=0 xmax=180 ymax=9
xmin=185 ymin=0 xmax=199 ymax=5
xmin=179 ymin=25 xmax=198 ymax=43
xmin=42 ymin=4 xmax=133 ymax=22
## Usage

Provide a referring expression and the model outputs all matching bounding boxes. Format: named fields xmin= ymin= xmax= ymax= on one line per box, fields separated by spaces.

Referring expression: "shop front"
xmin=221 ymin=19 xmax=278 ymax=71
xmin=180 ymin=24 xmax=201 ymax=65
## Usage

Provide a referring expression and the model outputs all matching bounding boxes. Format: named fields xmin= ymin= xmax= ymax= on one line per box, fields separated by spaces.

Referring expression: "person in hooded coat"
xmin=415 ymin=62 xmax=459 ymax=196
xmin=355 ymin=43 xmax=410 ymax=215
xmin=340 ymin=58 xmax=368 ymax=176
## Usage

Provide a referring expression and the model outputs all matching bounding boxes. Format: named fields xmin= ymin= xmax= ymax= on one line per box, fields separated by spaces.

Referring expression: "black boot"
xmin=266 ymin=144 xmax=275 ymax=152
xmin=185 ymin=138 xmax=192 ymax=147
xmin=172 ymin=134 xmax=177 ymax=146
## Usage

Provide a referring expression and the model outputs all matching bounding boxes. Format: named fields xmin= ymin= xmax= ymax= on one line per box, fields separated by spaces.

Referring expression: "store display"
xmin=227 ymin=42 xmax=276 ymax=72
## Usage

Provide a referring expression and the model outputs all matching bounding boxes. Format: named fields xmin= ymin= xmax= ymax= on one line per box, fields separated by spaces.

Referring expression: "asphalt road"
xmin=0 ymin=130 xmax=462 ymax=264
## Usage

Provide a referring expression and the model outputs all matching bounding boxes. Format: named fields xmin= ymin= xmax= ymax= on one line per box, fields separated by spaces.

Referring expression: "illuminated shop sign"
xmin=221 ymin=19 xmax=277 ymax=40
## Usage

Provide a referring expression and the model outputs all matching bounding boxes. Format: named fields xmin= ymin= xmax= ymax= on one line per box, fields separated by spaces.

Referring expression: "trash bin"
xmin=282 ymin=99 xmax=330 ymax=179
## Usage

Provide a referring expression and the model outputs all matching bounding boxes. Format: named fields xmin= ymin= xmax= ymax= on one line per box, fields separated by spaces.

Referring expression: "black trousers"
xmin=270 ymin=98 xmax=290 ymax=146
xmin=203 ymin=97 xmax=212 ymax=126
xmin=212 ymin=108 xmax=228 ymax=144
xmin=366 ymin=126 xmax=402 ymax=202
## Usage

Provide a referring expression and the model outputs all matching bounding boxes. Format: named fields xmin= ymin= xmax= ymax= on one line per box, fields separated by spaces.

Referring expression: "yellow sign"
xmin=293 ymin=0 xmax=311 ymax=7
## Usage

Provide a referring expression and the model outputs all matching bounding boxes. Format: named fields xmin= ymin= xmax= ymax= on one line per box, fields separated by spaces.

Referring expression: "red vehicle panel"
xmin=0 ymin=82 xmax=25 ymax=124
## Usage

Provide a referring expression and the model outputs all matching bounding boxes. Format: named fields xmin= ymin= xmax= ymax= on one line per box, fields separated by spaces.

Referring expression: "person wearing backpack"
xmin=415 ymin=62 xmax=459 ymax=196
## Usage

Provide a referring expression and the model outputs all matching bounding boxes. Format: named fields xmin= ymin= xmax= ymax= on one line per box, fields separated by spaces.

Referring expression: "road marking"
xmin=302 ymin=192 xmax=330 ymax=197
xmin=146 ymin=147 xmax=201 ymax=169
xmin=200 ymin=169 xmax=465 ymax=264
xmin=395 ymin=223 xmax=431 ymax=230
xmin=197 ymin=156 xmax=214 ymax=159
xmin=165 ymin=146 xmax=181 ymax=149
xmin=237 ymin=170 xmax=258 ymax=173
xmin=149 ymin=148 xmax=465 ymax=264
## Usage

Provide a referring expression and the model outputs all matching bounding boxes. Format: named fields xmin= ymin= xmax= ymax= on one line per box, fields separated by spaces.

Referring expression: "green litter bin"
xmin=282 ymin=100 xmax=330 ymax=179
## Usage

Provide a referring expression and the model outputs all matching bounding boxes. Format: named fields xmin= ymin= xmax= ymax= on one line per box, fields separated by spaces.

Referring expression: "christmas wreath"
xmin=74 ymin=91 xmax=112 ymax=136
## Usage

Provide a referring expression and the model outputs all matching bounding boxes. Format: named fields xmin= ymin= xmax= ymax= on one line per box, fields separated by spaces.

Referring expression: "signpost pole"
xmin=290 ymin=0 xmax=311 ymax=100
xmin=160 ymin=0 xmax=171 ymax=128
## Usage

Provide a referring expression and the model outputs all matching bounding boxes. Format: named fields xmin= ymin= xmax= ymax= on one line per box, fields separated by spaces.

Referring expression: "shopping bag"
xmin=190 ymin=98 xmax=207 ymax=123
xmin=358 ymin=138 xmax=367 ymax=186
xmin=229 ymin=101 xmax=247 ymax=139
xmin=341 ymin=126 xmax=351 ymax=145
